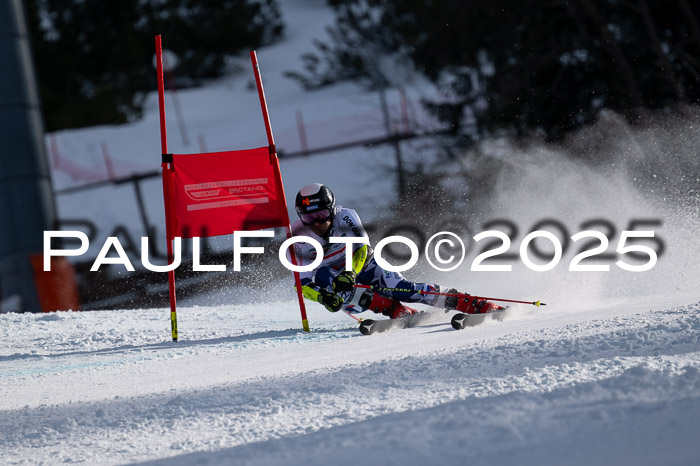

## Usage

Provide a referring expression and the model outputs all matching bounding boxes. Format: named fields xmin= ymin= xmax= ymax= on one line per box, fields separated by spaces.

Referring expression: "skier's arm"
xmin=328 ymin=246 xmax=366 ymax=293
xmin=300 ymin=280 xmax=323 ymax=301
xmin=337 ymin=208 xmax=374 ymax=270
xmin=286 ymin=241 xmax=319 ymax=298
xmin=301 ymin=280 xmax=343 ymax=312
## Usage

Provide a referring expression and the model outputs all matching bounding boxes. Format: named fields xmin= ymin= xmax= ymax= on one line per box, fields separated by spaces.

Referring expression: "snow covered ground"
xmin=0 ymin=293 xmax=698 ymax=465
xmin=2 ymin=1 xmax=699 ymax=464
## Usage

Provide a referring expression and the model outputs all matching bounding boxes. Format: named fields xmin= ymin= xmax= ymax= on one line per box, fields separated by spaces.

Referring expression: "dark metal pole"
xmin=0 ymin=0 xmax=58 ymax=312
xmin=132 ymin=178 xmax=151 ymax=240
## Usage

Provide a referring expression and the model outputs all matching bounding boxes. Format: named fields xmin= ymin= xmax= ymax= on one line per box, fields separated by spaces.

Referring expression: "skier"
xmin=290 ymin=183 xmax=500 ymax=319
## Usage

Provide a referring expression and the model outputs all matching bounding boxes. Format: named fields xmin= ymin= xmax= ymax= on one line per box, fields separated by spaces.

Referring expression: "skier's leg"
xmin=355 ymin=258 xmax=501 ymax=312
xmin=357 ymin=258 xmax=445 ymax=307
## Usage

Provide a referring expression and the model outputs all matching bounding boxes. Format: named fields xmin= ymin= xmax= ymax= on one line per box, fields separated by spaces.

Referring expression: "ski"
xmin=450 ymin=307 xmax=509 ymax=330
xmin=359 ymin=308 xmax=510 ymax=334
xmin=358 ymin=311 xmax=437 ymax=335
xmin=355 ymin=288 xmax=524 ymax=334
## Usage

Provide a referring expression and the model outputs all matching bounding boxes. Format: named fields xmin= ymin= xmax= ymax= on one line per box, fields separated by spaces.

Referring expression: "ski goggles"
xmin=299 ymin=209 xmax=332 ymax=226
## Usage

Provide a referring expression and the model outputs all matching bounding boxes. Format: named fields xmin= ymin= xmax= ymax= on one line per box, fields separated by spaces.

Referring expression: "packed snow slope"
xmin=0 ymin=292 xmax=698 ymax=465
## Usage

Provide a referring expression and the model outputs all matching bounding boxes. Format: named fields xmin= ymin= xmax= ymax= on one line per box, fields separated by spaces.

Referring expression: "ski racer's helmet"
xmin=295 ymin=183 xmax=336 ymax=226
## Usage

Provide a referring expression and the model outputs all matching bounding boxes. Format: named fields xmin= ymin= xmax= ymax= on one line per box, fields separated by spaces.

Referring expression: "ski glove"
xmin=318 ymin=289 xmax=344 ymax=313
xmin=332 ymin=271 xmax=357 ymax=293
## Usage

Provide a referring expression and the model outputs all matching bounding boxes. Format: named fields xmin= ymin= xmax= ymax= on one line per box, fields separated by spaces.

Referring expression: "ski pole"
xmin=344 ymin=310 xmax=363 ymax=322
xmin=354 ymin=284 xmax=546 ymax=307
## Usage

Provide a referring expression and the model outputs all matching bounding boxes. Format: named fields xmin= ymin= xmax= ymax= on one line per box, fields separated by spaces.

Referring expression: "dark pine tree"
xmin=26 ymin=0 xmax=284 ymax=131
xmin=289 ymin=0 xmax=700 ymax=145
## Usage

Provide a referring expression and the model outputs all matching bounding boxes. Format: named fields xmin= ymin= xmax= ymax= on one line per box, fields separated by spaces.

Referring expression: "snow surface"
xmin=2 ymin=1 xmax=699 ymax=465
xmin=1 ymin=297 xmax=698 ymax=465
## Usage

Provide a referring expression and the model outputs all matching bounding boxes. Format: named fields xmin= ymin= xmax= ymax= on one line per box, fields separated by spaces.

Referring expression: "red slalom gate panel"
xmin=168 ymin=148 xmax=288 ymax=238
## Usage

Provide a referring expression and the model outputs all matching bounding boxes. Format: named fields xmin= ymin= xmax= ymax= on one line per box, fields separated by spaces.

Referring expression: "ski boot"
xmin=445 ymin=288 xmax=505 ymax=330
xmin=359 ymin=290 xmax=416 ymax=319
xmin=353 ymin=290 xmax=420 ymax=335
xmin=444 ymin=288 xmax=502 ymax=314
xmin=344 ymin=287 xmax=416 ymax=319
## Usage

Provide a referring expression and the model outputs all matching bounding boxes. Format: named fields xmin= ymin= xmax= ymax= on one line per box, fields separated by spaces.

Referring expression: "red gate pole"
xmin=156 ymin=35 xmax=179 ymax=341
xmin=250 ymin=50 xmax=310 ymax=332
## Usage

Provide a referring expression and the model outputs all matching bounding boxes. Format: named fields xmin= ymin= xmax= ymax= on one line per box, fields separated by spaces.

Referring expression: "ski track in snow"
xmin=0 ymin=301 xmax=698 ymax=465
